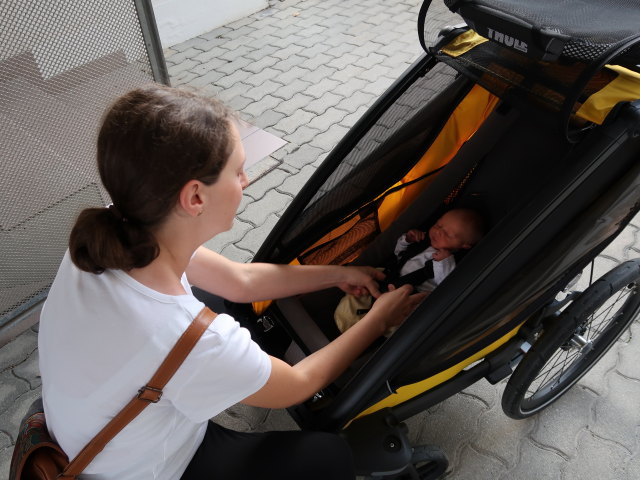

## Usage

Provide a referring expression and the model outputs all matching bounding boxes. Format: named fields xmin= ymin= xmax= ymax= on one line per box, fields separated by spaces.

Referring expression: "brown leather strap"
xmin=60 ymin=307 xmax=217 ymax=478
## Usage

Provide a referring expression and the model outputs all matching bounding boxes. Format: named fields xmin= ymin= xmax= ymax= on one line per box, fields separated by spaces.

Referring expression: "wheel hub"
xmin=567 ymin=333 xmax=594 ymax=354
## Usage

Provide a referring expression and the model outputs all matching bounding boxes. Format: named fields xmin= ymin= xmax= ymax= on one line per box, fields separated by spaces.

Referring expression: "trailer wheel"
xmin=502 ymin=260 xmax=640 ymax=419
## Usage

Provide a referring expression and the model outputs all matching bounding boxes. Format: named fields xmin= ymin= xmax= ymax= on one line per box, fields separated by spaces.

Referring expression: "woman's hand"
xmin=367 ymin=284 xmax=428 ymax=333
xmin=337 ymin=266 xmax=385 ymax=298
xmin=243 ymin=282 xmax=425 ymax=409
xmin=189 ymin=248 xmax=387 ymax=302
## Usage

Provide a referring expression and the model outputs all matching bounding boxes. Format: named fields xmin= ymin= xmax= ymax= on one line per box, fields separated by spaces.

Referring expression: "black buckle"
xmin=137 ymin=386 xmax=163 ymax=403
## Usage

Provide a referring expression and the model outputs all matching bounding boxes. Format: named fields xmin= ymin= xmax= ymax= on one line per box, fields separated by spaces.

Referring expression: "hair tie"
xmin=108 ymin=203 xmax=127 ymax=222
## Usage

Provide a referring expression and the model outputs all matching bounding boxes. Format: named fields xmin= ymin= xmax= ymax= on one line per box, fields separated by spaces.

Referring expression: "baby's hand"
xmin=405 ymin=229 xmax=426 ymax=243
xmin=432 ymin=248 xmax=451 ymax=261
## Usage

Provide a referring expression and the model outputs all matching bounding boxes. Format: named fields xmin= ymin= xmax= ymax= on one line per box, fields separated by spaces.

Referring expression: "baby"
xmin=334 ymin=208 xmax=485 ymax=333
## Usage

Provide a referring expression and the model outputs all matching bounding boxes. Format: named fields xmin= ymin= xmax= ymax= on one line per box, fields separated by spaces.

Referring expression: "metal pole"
xmin=133 ymin=0 xmax=171 ymax=85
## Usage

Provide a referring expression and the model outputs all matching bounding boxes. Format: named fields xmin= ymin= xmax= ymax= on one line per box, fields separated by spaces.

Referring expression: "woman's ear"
xmin=177 ymin=180 xmax=204 ymax=217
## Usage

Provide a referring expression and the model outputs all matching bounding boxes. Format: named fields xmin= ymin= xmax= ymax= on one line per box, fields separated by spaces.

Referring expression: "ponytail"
xmin=69 ymin=207 xmax=159 ymax=273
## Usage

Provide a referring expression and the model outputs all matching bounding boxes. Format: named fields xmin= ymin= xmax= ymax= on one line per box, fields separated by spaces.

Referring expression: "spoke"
xmin=533 ymin=354 xmax=567 ymax=385
xmin=547 ymin=350 xmax=580 ymax=383
xmin=590 ymin=313 xmax=618 ymax=339
xmin=531 ymin=349 xmax=567 ymax=390
xmin=532 ymin=352 xmax=568 ymax=396
xmin=587 ymin=297 xmax=617 ymax=334
xmin=586 ymin=289 xmax=630 ymax=340
xmin=528 ymin=349 xmax=580 ymax=396
xmin=549 ymin=349 xmax=573 ymax=390
xmin=527 ymin=348 xmax=582 ymax=397
xmin=541 ymin=346 xmax=582 ymax=379
xmin=592 ymin=289 xmax=625 ymax=324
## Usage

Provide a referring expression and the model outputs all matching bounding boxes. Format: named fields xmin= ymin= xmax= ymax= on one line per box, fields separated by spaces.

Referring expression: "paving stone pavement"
xmin=1 ymin=0 xmax=639 ymax=478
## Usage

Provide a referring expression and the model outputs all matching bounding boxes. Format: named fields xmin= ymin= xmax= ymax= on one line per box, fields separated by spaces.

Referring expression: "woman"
xmin=38 ymin=84 xmax=424 ymax=479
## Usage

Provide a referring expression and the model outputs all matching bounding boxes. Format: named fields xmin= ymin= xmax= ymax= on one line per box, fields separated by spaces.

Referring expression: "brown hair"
xmin=69 ymin=84 xmax=234 ymax=273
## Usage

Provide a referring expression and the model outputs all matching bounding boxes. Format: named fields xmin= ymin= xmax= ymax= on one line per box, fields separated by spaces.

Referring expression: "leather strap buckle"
xmin=137 ymin=386 xmax=163 ymax=403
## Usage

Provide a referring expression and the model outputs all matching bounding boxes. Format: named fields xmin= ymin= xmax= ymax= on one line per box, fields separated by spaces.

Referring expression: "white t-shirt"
xmin=38 ymin=251 xmax=271 ymax=480
xmin=393 ymin=234 xmax=456 ymax=292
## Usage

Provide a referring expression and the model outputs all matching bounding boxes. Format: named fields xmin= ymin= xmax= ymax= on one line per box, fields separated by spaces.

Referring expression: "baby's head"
xmin=429 ymin=208 xmax=485 ymax=252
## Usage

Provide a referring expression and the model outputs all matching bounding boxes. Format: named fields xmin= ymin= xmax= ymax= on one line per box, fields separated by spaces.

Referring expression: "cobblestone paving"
xmin=1 ymin=0 xmax=638 ymax=478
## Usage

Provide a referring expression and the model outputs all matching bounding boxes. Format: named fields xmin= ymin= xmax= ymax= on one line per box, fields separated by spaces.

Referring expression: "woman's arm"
xmin=241 ymin=284 xmax=427 ymax=408
xmin=186 ymin=246 xmax=384 ymax=303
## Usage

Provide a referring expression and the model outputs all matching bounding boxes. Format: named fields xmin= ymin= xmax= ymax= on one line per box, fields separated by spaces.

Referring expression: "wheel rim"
xmin=521 ymin=282 xmax=638 ymax=410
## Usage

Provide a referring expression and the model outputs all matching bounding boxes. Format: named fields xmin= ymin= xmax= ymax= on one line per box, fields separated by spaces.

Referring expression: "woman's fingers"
xmin=341 ymin=266 xmax=385 ymax=298
xmin=363 ymin=267 xmax=384 ymax=298
xmin=364 ymin=276 xmax=382 ymax=298
xmin=378 ymin=285 xmax=428 ymax=328
xmin=409 ymin=292 xmax=428 ymax=309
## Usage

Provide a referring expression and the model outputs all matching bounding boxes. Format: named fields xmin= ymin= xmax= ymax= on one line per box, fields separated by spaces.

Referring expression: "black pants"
xmin=181 ymin=421 xmax=356 ymax=480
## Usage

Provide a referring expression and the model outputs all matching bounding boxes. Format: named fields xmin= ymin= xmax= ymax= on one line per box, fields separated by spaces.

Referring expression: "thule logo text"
xmin=487 ymin=28 xmax=528 ymax=53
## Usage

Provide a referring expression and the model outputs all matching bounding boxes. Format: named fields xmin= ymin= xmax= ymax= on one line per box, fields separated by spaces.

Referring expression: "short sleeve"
xmin=167 ymin=314 xmax=271 ymax=422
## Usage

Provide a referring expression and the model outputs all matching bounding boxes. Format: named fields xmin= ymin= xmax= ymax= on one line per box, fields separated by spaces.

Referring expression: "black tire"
xmin=502 ymin=259 xmax=640 ymax=419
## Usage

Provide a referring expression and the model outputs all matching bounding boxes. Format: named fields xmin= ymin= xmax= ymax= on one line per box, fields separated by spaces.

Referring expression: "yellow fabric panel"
xmin=441 ymin=30 xmax=488 ymax=57
xmin=576 ymin=65 xmax=640 ymax=125
xmin=378 ymin=85 xmax=500 ymax=231
xmin=251 ymin=259 xmax=301 ymax=315
xmin=252 ymin=301 xmax=271 ymax=315
xmin=376 ymin=184 xmax=404 ymax=232
xmin=349 ymin=324 xmax=522 ymax=423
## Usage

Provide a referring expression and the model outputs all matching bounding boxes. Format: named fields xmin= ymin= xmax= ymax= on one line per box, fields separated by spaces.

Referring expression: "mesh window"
xmin=277 ymin=62 xmax=464 ymax=255
xmin=1 ymin=0 xmax=156 ymax=327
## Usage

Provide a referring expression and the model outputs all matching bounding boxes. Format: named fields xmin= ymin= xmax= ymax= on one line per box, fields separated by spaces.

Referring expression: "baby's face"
xmin=429 ymin=211 xmax=473 ymax=251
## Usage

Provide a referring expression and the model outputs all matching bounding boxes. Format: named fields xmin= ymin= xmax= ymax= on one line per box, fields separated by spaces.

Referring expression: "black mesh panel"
xmin=276 ymin=63 xmax=467 ymax=257
xmin=444 ymin=0 xmax=640 ymax=63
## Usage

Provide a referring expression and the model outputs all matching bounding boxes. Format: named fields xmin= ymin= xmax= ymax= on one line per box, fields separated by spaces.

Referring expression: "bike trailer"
xmin=226 ymin=1 xmax=640 ymax=477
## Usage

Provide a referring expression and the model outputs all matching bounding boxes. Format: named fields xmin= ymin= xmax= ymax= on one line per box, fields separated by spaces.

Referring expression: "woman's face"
xmin=204 ymin=123 xmax=248 ymax=233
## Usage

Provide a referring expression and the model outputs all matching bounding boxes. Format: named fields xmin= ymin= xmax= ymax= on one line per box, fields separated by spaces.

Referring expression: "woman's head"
xmin=70 ymin=84 xmax=237 ymax=273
